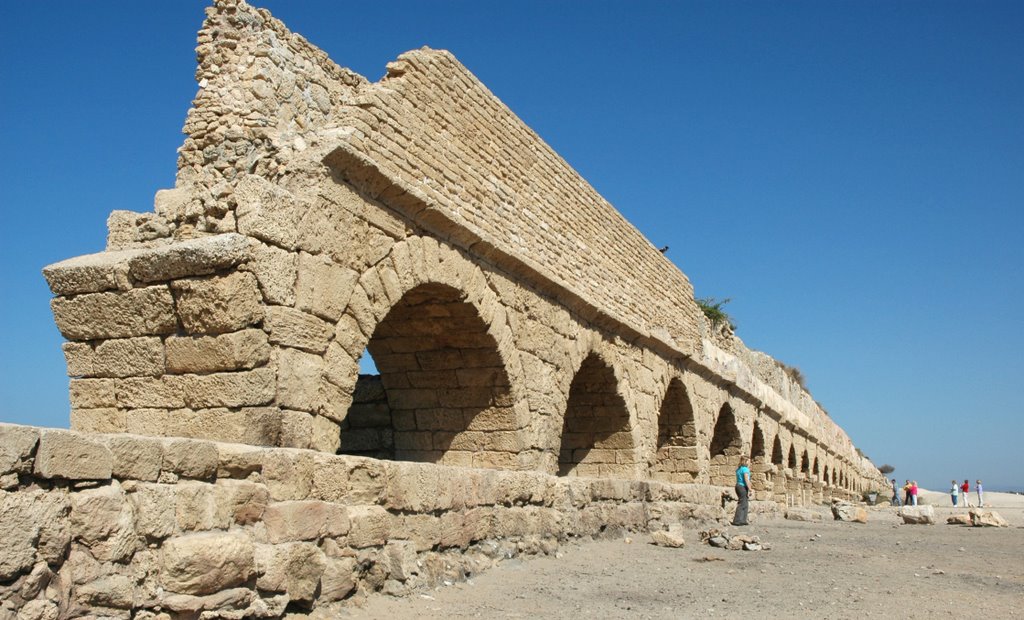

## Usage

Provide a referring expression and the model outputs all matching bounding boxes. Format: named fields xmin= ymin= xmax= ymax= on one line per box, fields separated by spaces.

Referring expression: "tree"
xmin=878 ymin=464 xmax=895 ymax=475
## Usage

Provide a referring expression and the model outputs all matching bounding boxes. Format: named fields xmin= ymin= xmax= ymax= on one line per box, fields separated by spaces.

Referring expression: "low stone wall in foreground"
xmin=0 ymin=423 xmax=776 ymax=618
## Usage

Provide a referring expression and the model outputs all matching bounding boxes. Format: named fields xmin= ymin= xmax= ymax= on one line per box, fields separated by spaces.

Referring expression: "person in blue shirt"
xmin=732 ymin=455 xmax=752 ymax=526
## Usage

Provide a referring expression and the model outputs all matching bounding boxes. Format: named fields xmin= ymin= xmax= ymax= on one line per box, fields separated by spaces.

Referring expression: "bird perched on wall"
xmin=658 ymin=245 xmax=669 ymax=254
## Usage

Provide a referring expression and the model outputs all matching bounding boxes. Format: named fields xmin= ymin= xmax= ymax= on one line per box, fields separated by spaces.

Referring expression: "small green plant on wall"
xmin=696 ymin=297 xmax=736 ymax=331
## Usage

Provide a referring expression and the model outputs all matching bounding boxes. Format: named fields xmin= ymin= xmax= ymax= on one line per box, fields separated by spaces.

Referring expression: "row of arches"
xmin=305 ymin=233 xmax=871 ymax=498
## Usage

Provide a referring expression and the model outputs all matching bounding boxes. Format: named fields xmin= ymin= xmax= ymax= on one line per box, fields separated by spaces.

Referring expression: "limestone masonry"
xmin=3 ymin=0 xmax=886 ymax=615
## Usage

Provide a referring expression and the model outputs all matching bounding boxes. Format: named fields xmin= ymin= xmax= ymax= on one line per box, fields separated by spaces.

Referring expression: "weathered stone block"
xmin=77 ymin=574 xmax=135 ymax=609
xmin=34 ymin=430 xmax=112 ymax=480
xmin=215 ymin=479 xmax=269 ymax=525
xmin=295 ymin=252 xmax=357 ymax=322
xmin=0 ymin=424 xmax=39 ymax=476
xmin=901 ymin=505 xmax=935 ymax=525
xmin=161 ymin=531 xmax=255 ymax=595
xmin=126 ymin=407 xmax=281 ymax=447
xmin=165 ymin=329 xmax=270 ymax=374
xmin=115 ymin=377 xmax=186 ymax=408
xmin=235 ymin=174 xmax=305 ymax=250
xmin=176 ymin=368 xmax=277 ymax=408
xmin=265 ymin=306 xmax=332 ymax=354
xmin=0 ymin=488 xmax=70 ymax=581
xmin=242 ymin=241 xmax=297 ymax=305
xmin=346 ymin=505 xmax=390 ymax=548
xmin=254 ymin=542 xmax=326 ymax=604
xmin=70 ymin=407 xmax=127 ymax=434
xmin=311 ymin=414 xmax=341 ymax=453
xmin=319 ymin=556 xmax=357 ymax=603
xmin=170 ymin=272 xmax=262 ymax=334
xmin=263 ymin=500 xmax=350 ymax=543
xmin=217 ymin=443 xmax=266 ymax=479
xmin=126 ymin=483 xmax=176 ymax=539
xmin=104 ymin=435 xmax=163 ymax=481
xmin=262 ymin=449 xmax=314 ymax=501
xmin=51 ymin=286 xmax=177 ymax=340
xmin=70 ymin=481 xmax=138 ymax=562
xmin=175 ymin=481 xmax=227 ymax=531
xmin=276 ymin=347 xmax=323 ymax=413
xmin=280 ymin=409 xmax=314 ymax=449
xmin=43 ymin=246 xmax=138 ymax=295
xmin=126 ymin=233 xmax=251 ymax=283
xmin=162 ymin=438 xmax=218 ymax=479
xmin=91 ymin=337 xmax=164 ymax=377
xmin=69 ymin=378 xmax=117 ymax=409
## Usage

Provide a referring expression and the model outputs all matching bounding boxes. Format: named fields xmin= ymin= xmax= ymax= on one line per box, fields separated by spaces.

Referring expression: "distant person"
xmin=911 ymin=481 xmax=919 ymax=506
xmin=951 ymin=480 xmax=959 ymax=506
xmin=891 ymin=479 xmax=902 ymax=506
xmin=961 ymin=480 xmax=970 ymax=507
xmin=976 ymin=480 xmax=984 ymax=507
xmin=903 ymin=480 xmax=913 ymax=506
xmin=732 ymin=456 xmax=752 ymax=526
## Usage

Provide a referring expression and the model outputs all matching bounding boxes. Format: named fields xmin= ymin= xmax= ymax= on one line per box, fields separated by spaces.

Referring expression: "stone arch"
xmin=800 ymin=449 xmax=810 ymax=475
xmin=812 ymin=456 xmax=820 ymax=480
xmin=330 ymin=236 xmax=532 ymax=470
xmin=823 ymin=464 xmax=830 ymax=486
xmin=558 ymin=351 xmax=636 ymax=478
xmin=653 ymin=376 xmax=698 ymax=482
xmin=339 ymin=281 xmax=520 ymax=468
xmin=708 ymin=403 xmax=742 ymax=486
xmin=787 ymin=444 xmax=798 ymax=470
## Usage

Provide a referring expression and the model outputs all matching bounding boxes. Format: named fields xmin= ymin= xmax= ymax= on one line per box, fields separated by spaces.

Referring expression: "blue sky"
xmin=1 ymin=1 xmax=1021 ymax=491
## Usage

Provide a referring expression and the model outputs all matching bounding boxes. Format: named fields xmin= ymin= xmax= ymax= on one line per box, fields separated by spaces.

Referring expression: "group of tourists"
xmin=951 ymin=479 xmax=984 ymax=508
xmin=888 ymin=478 xmax=986 ymax=508
xmin=890 ymin=479 xmax=920 ymax=506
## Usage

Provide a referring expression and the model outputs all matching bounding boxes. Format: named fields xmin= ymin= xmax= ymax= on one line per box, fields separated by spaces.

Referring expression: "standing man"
xmin=976 ymin=480 xmax=984 ymax=508
xmin=951 ymin=479 xmax=959 ymax=506
xmin=891 ymin=479 xmax=902 ymax=506
xmin=732 ymin=456 xmax=752 ymax=526
xmin=961 ymin=479 xmax=970 ymax=507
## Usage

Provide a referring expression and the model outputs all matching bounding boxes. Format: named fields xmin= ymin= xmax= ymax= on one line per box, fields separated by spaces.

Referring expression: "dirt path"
xmin=339 ymin=499 xmax=1024 ymax=619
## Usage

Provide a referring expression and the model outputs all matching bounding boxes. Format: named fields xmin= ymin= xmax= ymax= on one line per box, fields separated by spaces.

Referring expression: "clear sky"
xmin=1 ymin=1 xmax=1021 ymax=491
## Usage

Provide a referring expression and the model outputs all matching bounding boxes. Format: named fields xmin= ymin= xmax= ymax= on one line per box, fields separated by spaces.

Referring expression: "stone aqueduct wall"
xmin=3 ymin=0 xmax=888 ymax=614
xmin=0 ymin=424 xmax=739 ymax=617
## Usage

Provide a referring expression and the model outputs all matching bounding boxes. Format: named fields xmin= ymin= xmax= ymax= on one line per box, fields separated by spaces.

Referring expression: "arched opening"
xmin=823 ymin=465 xmax=830 ymax=486
xmin=339 ymin=282 xmax=519 ymax=469
xmin=750 ymin=422 xmax=766 ymax=462
xmin=771 ymin=435 xmax=784 ymax=466
xmin=787 ymin=444 xmax=798 ymax=470
xmin=800 ymin=450 xmax=810 ymax=476
xmin=558 ymin=353 xmax=635 ymax=478
xmin=708 ymin=403 xmax=742 ymax=485
xmin=812 ymin=457 xmax=820 ymax=481
xmin=749 ymin=421 xmax=768 ymax=491
xmin=832 ymin=467 xmax=838 ymax=486
xmin=653 ymin=378 xmax=698 ymax=481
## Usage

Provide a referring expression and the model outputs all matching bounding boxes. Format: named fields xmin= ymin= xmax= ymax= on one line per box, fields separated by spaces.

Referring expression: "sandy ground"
xmin=339 ymin=491 xmax=1024 ymax=619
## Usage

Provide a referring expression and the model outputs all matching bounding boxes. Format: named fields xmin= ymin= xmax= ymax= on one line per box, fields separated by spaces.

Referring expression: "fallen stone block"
xmin=946 ymin=513 xmax=972 ymax=525
xmin=970 ymin=509 xmax=1009 ymax=528
xmin=785 ymin=508 xmax=823 ymax=522
xmin=650 ymin=524 xmax=686 ymax=548
xmin=831 ymin=500 xmax=868 ymax=523
xmin=900 ymin=505 xmax=935 ymax=525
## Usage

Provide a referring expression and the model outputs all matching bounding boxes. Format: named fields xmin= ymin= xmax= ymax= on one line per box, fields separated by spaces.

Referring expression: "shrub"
xmin=695 ymin=297 xmax=735 ymax=331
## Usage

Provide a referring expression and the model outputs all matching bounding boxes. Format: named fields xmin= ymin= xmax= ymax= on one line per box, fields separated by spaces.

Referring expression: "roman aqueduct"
xmin=0 ymin=1 xmax=887 ymax=614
